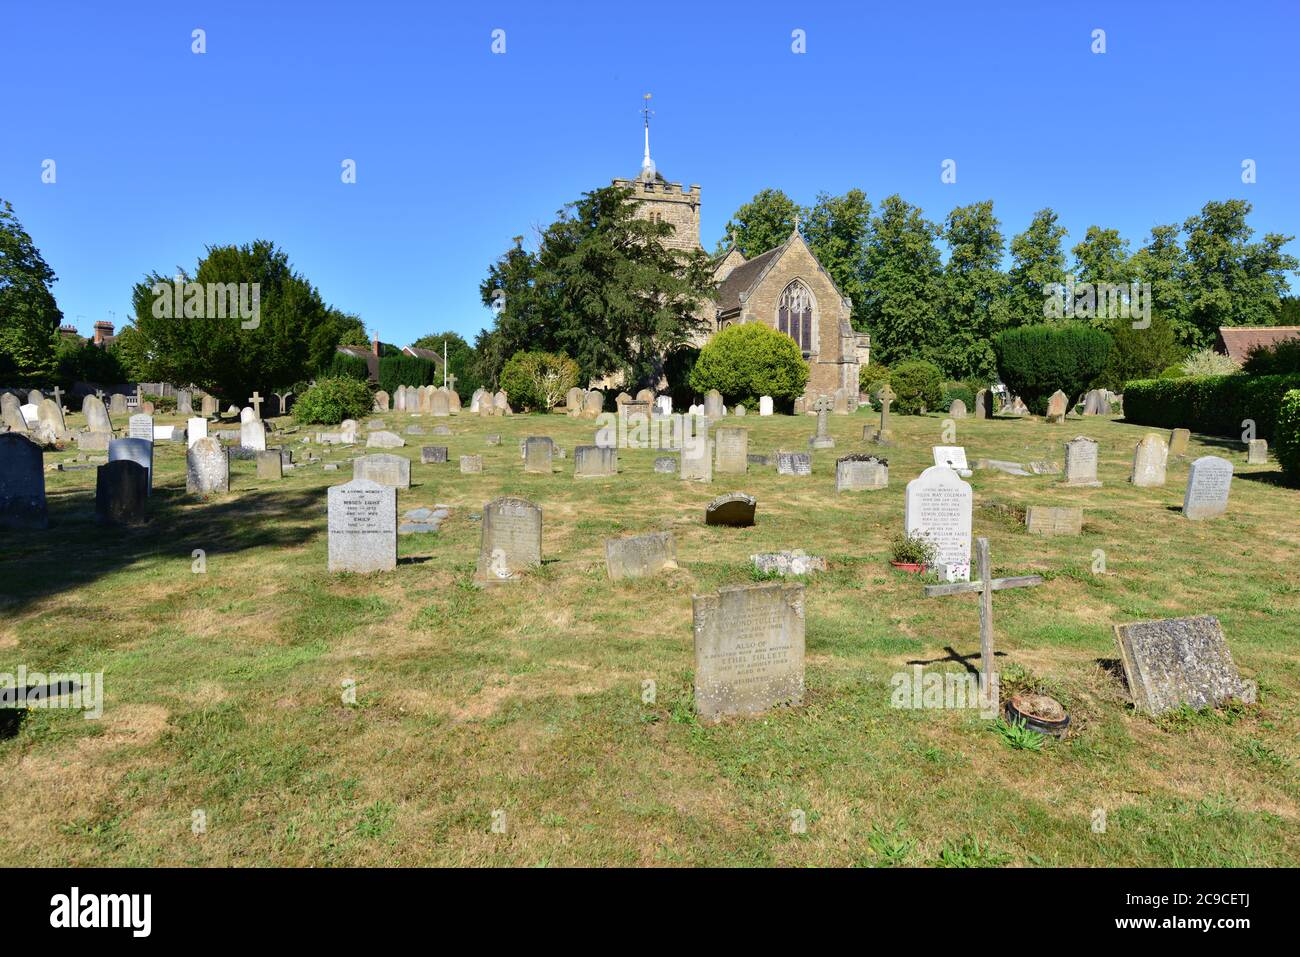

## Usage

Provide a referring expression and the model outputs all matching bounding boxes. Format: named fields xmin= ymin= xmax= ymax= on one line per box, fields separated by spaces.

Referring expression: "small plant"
xmin=865 ymin=824 xmax=916 ymax=867
xmin=890 ymin=533 xmax=937 ymax=566
xmin=991 ymin=717 xmax=1045 ymax=751
xmin=933 ymin=835 xmax=1012 ymax=867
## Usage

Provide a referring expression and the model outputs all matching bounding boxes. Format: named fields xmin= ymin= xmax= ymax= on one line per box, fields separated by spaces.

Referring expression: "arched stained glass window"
xmin=777 ymin=280 xmax=814 ymax=353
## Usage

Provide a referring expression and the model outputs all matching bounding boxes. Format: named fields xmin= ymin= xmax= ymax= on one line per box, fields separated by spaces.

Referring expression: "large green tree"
xmin=1130 ymin=224 xmax=1193 ymax=345
xmin=858 ymin=195 xmax=944 ymax=367
xmin=0 ymin=198 xmax=62 ymax=384
xmin=1180 ymin=199 xmax=1297 ymax=347
xmin=411 ymin=330 xmax=481 ymax=400
xmin=802 ymin=189 xmax=872 ymax=328
xmin=716 ymin=188 xmax=803 ymax=258
xmin=130 ymin=240 xmax=338 ymax=402
xmin=480 ymin=185 xmax=714 ymax=388
xmin=1006 ymin=208 xmax=1068 ymax=329
xmin=937 ymin=200 xmax=1008 ymax=380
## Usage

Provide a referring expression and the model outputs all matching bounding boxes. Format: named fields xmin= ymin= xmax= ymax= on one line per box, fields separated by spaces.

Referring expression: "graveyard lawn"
xmin=1 ymin=407 xmax=1297 ymax=868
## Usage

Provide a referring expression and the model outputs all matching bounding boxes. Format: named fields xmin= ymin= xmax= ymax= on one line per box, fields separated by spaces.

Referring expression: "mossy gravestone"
xmin=186 ymin=437 xmax=229 ymax=495
xmin=693 ymin=581 xmax=805 ymax=721
xmin=327 ymin=478 xmax=397 ymax=573
xmin=605 ymin=531 xmax=677 ymax=580
xmin=1114 ymin=615 xmax=1253 ymax=715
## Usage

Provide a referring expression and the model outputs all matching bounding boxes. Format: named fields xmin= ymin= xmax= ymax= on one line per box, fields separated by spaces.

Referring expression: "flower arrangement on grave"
xmin=890 ymin=533 xmax=937 ymax=571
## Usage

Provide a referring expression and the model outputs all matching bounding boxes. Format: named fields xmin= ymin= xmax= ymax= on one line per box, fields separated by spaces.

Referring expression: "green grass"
xmin=1 ymin=407 xmax=1297 ymax=866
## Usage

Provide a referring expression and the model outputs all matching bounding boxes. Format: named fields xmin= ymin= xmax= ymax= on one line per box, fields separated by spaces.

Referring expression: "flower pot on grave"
xmin=889 ymin=561 xmax=929 ymax=574
xmin=1004 ymin=693 xmax=1070 ymax=738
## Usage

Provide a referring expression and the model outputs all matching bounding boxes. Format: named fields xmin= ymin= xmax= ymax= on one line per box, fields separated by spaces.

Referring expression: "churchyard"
xmin=1 ymin=400 xmax=1297 ymax=867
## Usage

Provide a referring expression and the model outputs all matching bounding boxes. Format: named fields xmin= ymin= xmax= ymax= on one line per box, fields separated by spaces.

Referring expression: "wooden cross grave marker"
xmin=51 ymin=386 xmax=64 ymax=410
xmin=922 ymin=537 xmax=1043 ymax=686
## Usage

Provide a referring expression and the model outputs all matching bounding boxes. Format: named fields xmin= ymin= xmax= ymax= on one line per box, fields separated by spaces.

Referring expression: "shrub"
xmin=993 ymin=323 xmax=1112 ymax=415
xmin=499 ymin=351 xmax=580 ymax=411
xmin=941 ymin=380 xmax=975 ymax=412
xmin=1181 ymin=348 xmax=1238 ymax=377
xmin=1242 ymin=338 xmax=1300 ymax=376
xmin=689 ymin=323 xmax=808 ymax=408
xmin=377 ymin=355 xmax=438 ymax=395
xmin=1096 ymin=312 xmax=1185 ymax=392
xmin=1122 ymin=373 xmax=1300 ymax=442
xmin=888 ymin=360 xmax=944 ymax=415
xmin=320 ymin=351 xmax=371 ymax=381
xmin=1159 ymin=364 xmax=1186 ymax=379
xmin=859 ymin=361 xmax=891 ymax=397
xmin=293 ymin=376 xmax=373 ymax=424
xmin=142 ymin=392 xmax=175 ymax=413
xmin=1275 ymin=389 xmax=1300 ymax=485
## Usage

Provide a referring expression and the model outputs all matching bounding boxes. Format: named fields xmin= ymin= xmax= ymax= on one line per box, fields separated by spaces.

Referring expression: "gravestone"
xmin=241 ymin=419 xmax=267 ymax=452
xmin=95 ymin=460 xmax=148 ymax=525
xmin=751 ymin=550 xmax=826 ymax=576
xmin=240 ymin=407 xmax=256 ymax=423
xmin=1129 ymin=434 xmax=1168 ymax=487
xmin=1168 ymin=428 xmax=1191 ymax=458
xmin=932 ymin=445 xmax=971 ymax=477
xmin=75 ymin=431 xmax=108 ymax=452
xmin=404 ymin=424 xmax=424 ymax=435
xmin=26 ymin=389 xmax=42 ymax=406
xmin=460 ymin=454 xmax=483 ymax=473
xmin=759 ymin=395 xmax=774 ymax=416
xmin=1182 ymin=455 xmax=1233 ymax=520
xmin=904 ymin=465 xmax=973 ymax=581
xmin=353 ymin=453 xmax=411 ymax=489
xmin=636 ymin=388 xmax=655 ymax=404
xmin=185 ymin=437 xmax=229 ymax=495
xmin=809 ymin=395 xmax=835 ymax=449
xmin=653 ymin=456 xmax=677 ymax=474
xmin=582 ymin=390 xmax=604 ymax=418
xmin=680 ymin=430 xmax=713 ymax=482
xmin=257 ymin=450 xmax=283 ymax=480
xmin=430 ymin=390 xmax=450 ymax=417
xmin=833 ymin=388 xmax=850 ymax=415
xmin=200 ymin=394 xmax=219 ymax=418
xmin=1063 ymin=436 xmax=1102 ymax=487
xmin=835 ymin=453 xmax=888 ymax=491
xmin=705 ymin=492 xmax=756 ymax=527
xmin=83 ymin=395 xmax=113 ymax=434
xmin=493 ymin=390 xmax=511 ymax=415
xmin=948 ymin=399 xmax=967 ymax=419
xmin=0 ymin=433 xmax=48 ymax=529
xmin=109 ymin=393 xmax=129 ymax=416
xmin=574 ymin=445 xmax=617 ymax=478
xmin=37 ymin=398 xmax=65 ymax=436
xmin=176 ymin=390 xmax=193 ymax=415
xmin=1 ymin=393 xmax=27 ymax=432
xmin=421 ymin=446 xmax=449 ymax=464
xmin=484 ymin=434 xmax=500 ymax=446
xmin=327 ymin=478 xmax=397 ymax=573
xmin=565 ymin=386 xmax=584 ymax=414
xmin=399 ymin=506 xmax=450 ymax=535
xmin=373 ymin=390 xmax=390 ymax=412
xmin=19 ymin=403 xmax=38 ymax=427
xmin=693 ymin=581 xmax=805 ymax=721
xmin=714 ymin=426 xmax=748 ymax=475
xmin=974 ymin=389 xmax=992 ymax=419
xmin=1113 ymin=615 xmax=1253 ymax=716
xmin=703 ymin=389 xmax=724 ymax=419
xmin=108 ymin=437 xmax=153 ymax=494
xmin=186 ymin=417 xmax=208 ymax=449
xmin=523 ymin=436 xmax=553 ymax=473
xmin=1246 ymin=439 xmax=1268 ymax=465
xmin=776 ymin=451 xmax=812 ymax=476
xmin=871 ymin=384 xmax=895 ymax=444
xmin=128 ymin=413 xmax=154 ymax=441
xmin=605 ymin=530 xmax=677 ymax=580
xmin=1045 ymin=390 xmax=1069 ymax=423
xmin=366 ymin=431 xmax=405 ymax=449
xmin=656 ymin=395 xmax=673 ymax=416
xmin=448 ymin=389 xmax=461 ymax=414
xmin=475 ymin=497 xmax=542 ymax=585
xmin=1025 ymin=506 xmax=1083 ymax=536
xmin=1082 ymin=389 xmax=1110 ymax=415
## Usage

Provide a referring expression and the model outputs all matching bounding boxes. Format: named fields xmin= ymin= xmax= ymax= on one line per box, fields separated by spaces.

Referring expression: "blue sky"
xmin=3 ymin=0 xmax=1297 ymax=346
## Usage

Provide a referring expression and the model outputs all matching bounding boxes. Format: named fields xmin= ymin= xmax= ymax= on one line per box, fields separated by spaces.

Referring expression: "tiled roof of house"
xmin=714 ymin=244 xmax=785 ymax=314
xmin=1217 ymin=326 xmax=1300 ymax=363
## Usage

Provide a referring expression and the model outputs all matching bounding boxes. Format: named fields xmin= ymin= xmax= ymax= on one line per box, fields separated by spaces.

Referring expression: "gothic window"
xmin=777 ymin=280 xmax=814 ymax=353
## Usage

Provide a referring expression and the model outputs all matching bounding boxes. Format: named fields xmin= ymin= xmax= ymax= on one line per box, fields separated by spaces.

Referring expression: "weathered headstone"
xmin=565 ymin=386 xmax=584 ymax=414
xmin=241 ymin=419 xmax=267 ymax=452
xmin=703 ymin=389 xmax=724 ymax=420
xmin=108 ymin=437 xmax=153 ymax=494
xmin=256 ymin=450 xmax=283 ymax=480
xmin=1063 ymin=436 xmax=1102 ymax=487
xmin=1082 ymin=389 xmax=1110 ymax=416
xmin=1114 ymin=615 xmax=1253 ymax=716
xmin=974 ymin=389 xmax=992 ymax=419
xmin=110 ymin=393 xmax=129 ymax=416
xmin=1246 ymin=439 xmax=1268 ymax=465
xmin=420 ymin=446 xmax=448 ymax=464
xmin=835 ymin=453 xmax=888 ymax=491
xmin=1045 ymin=390 xmax=1069 ymax=423
xmin=751 ymin=550 xmax=826 ymax=576
xmin=693 ymin=581 xmax=805 ymax=721
xmin=1 ymin=393 xmax=27 ymax=432
xmin=475 ymin=497 xmax=542 ymax=585
xmin=932 ymin=445 xmax=971 ymax=477
xmin=353 ymin=453 xmax=411 ymax=489
xmin=948 ymin=399 xmax=967 ymax=419
xmin=185 ymin=437 xmax=229 ymax=495
xmin=460 ymin=454 xmax=483 ymax=473
xmin=714 ymin=426 xmax=748 ymax=475
xmin=574 ymin=445 xmax=617 ymax=478
xmin=366 ymin=430 xmax=405 ymax=449
xmin=328 ymin=478 xmax=397 ymax=573
xmin=680 ymin=430 xmax=713 ymax=482
xmin=523 ymin=436 xmax=553 ymax=473
xmin=1168 ymin=428 xmax=1191 ymax=458
xmin=430 ymin=389 xmax=450 ymax=417
xmin=904 ymin=465 xmax=973 ymax=581
xmin=1129 ymin=434 xmax=1168 ymax=487
xmin=0 ymin=433 xmax=47 ymax=529
xmin=605 ymin=530 xmax=677 ymax=580
xmin=83 ymin=395 xmax=113 ymax=434
xmin=200 ymin=394 xmax=218 ymax=418
xmin=582 ymin=390 xmax=604 ymax=418
xmin=1025 ymin=506 xmax=1083 ymax=536
xmin=809 ymin=394 xmax=835 ymax=449
xmin=493 ymin=390 xmax=511 ymax=415
xmin=128 ymin=413 xmax=154 ymax=441
xmin=176 ymin=390 xmax=193 ymax=415
xmin=653 ymin=456 xmax=677 ymax=474
xmin=95 ymin=460 xmax=148 ymax=525
xmin=1182 ymin=455 xmax=1233 ymax=520
xmin=373 ymin=390 xmax=390 ymax=412
xmin=705 ymin=492 xmax=756 ymax=527
xmin=776 ymin=450 xmax=812 ymax=476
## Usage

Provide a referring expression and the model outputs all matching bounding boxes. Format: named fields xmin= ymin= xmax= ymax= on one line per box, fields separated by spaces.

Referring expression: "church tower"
xmin=611 ymin=94 xmax=702 ymax=252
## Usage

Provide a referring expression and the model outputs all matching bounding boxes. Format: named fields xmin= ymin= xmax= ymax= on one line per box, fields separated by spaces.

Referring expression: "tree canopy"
xmin=0 ymin=198 xmax=63 ymax=385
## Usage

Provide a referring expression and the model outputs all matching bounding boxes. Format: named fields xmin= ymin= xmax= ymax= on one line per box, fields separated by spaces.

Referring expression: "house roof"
xmin=1217 ymin=326 xmax=1300 ymax=363
xmin=336 ymin=344 xmax=380 ymax=380
xmin=714 ymin=244 xmax=785 ymax=314
xmin=402 ymin=346 xmax=446 ymax=366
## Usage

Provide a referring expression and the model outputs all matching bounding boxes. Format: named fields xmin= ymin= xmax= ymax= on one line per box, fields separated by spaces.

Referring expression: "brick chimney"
xmin=93 ymin=320 xmax=115 ymax=346
xmin=372 ymin=332 xmax=380 ymax=357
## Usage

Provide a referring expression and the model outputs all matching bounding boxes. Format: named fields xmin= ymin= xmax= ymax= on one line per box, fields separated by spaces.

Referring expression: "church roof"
xmin=714 ymin=244 xmax=785 ymax=314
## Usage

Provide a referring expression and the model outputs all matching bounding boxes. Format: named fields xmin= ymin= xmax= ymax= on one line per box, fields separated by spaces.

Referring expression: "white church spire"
xmin=640 ymin=93 xmax=656 ymax=179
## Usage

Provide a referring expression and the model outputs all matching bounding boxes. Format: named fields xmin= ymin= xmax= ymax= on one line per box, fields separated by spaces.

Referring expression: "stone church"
xmin=613 ymin=118 xmax=869 ymax=406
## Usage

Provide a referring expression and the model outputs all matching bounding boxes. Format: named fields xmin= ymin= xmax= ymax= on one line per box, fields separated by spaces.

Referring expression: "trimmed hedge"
xmin=1274 ymin=389 xmax=1300 ymax=484
xmin=320 ymin=351 xmax=371 ymax=381
xmin=1122 ymin=373 xmax=1300 ymax=442
xmin=690 ymin=323 xmax=809 ymax=408
xmin=993 ymin=323 xmax=1112 ymax=416
xmin=378 ymin=355 xmax=438 ymax=395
